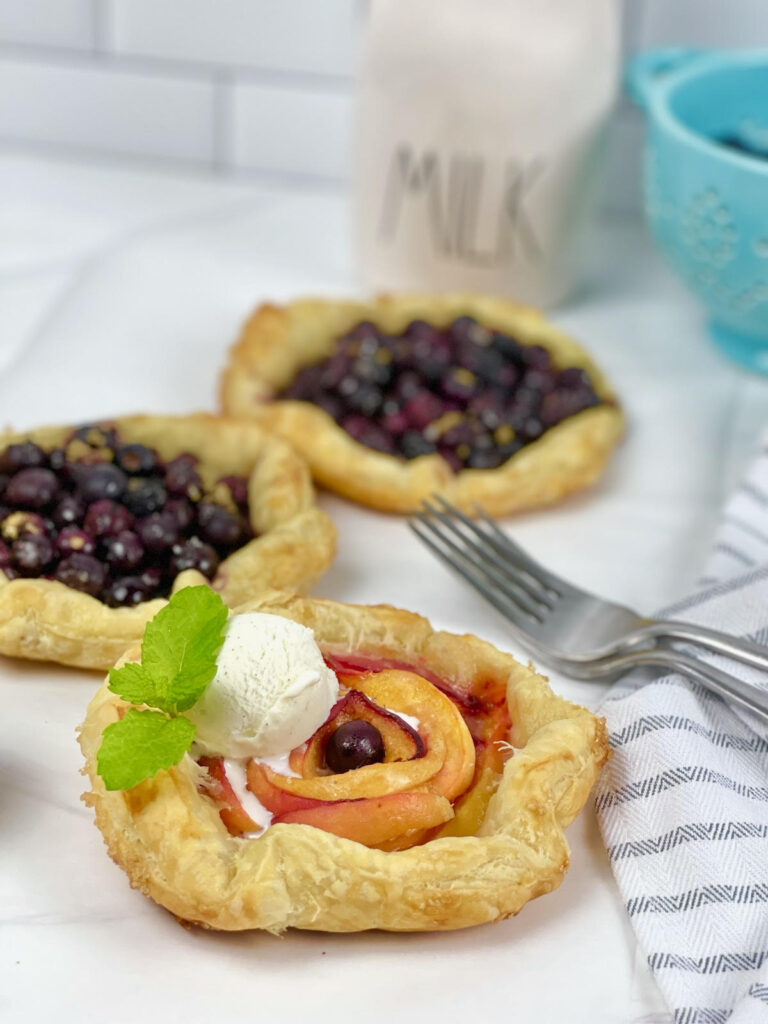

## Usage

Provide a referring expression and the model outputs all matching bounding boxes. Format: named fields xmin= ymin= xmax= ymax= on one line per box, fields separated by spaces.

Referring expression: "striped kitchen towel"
xmin=596 ymin=440 xmax=768 ymax=1024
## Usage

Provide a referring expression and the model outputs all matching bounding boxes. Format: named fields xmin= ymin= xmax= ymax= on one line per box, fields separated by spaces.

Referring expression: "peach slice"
xmin=199 ymin=757 xmax=261 ymax=835
xmin=434 ymin=749 xmax=502 ymax=839
xmin=252 ymin=744 xmax=442 ymax=801
xmin=274 ymin=791 xmax=453 ymax=847
xmin=299 ymin=689 xmax=423 ymax=777
xmin=347 ymin=670 xmax=476 ymax=802
xmin=246 ymin=761 xmax=326 ymax=815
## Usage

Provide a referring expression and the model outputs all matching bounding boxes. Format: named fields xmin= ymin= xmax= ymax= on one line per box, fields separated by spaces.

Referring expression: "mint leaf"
xmin=140 ymin=586 xmax=228 ymax=713
xmin=107 ymin=661 xmax=154 ymax=706
xmin=97 ymin=708 xmax=196 ymax=791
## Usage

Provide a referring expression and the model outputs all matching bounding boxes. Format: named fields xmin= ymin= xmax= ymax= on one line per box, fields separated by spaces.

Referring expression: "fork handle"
xmin=572 ymin=647 xmax=768 ymax=724
xmin=625 ymin=621 xmax=768 ymax=675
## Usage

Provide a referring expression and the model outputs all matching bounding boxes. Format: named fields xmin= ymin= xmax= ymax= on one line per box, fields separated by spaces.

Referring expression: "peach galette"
xmin=0 ymin=415 xmax=335 ymax=669
xmin=220 ymin=293 xmax=624 ymax=515
xmin=79 ymin=588 xmax=610 ymax=933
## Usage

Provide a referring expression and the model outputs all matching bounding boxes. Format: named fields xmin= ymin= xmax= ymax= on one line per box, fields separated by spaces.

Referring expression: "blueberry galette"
xmin=0 ymin=415 xmax=335 ymax=669
xmin=220 ymin=294 xmax=624 ymax=515
xmin=79 ymin=591 xmax=609 ymax=933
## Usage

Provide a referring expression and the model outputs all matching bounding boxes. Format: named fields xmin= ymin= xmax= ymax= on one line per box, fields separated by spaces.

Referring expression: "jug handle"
xmin=625 ymin=48 xmax=707 ymax=110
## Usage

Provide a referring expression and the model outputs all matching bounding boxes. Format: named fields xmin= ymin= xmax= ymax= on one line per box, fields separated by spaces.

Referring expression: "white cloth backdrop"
xmin=597 ymin=438 xmax=768 ymax=1024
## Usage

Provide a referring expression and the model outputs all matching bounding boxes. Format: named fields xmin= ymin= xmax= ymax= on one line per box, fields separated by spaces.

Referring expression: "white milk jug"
xmin=354 ymin=0 xmax=620 ymax=307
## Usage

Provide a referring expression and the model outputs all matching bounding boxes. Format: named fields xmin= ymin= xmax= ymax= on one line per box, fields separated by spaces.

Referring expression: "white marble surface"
xmin=1 ymin=147 xmax=768 ymax=1024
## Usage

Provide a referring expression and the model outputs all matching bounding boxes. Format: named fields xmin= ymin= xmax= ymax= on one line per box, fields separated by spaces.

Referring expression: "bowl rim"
xmin=644 ymin=49 xmax=768 ymax=177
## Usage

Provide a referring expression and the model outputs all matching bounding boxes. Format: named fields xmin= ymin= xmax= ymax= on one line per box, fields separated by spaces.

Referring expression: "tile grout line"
xmin=91 ymin=0 xmax=110 ymax=54
xmin=0 ymin=137 xmax=349 ymax=190
xmin=0 ymin=39 xmax=356 ymax=91
xmin=212 ymin=69 xmax=233 ymax=173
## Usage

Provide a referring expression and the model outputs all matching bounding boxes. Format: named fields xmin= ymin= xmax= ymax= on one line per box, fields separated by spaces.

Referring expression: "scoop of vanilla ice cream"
xmin=186 ymin=612 xmax=338 ymax=758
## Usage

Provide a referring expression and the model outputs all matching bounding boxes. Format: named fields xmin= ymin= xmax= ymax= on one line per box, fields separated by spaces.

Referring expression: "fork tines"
xmin=408 ymin=496 xmax=560 ymax=626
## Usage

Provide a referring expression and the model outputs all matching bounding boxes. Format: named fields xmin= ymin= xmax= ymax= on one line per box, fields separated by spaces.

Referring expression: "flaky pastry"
xmin=79 ymin=591 xmax=609 ymax=933
xmin=220 ymin=293 xmax=624 ymax=515
xmin=0 ymin=415 xmax=335 ymax=669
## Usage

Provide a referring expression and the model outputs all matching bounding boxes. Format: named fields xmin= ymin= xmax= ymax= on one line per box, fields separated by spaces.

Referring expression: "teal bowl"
xmin=627 ymin=49 xmax=768 ymax=373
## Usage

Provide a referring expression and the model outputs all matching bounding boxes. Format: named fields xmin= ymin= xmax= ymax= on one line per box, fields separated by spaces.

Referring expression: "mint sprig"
xmin=97 ymin=586 xmax=228 ymax=791
xmin=97 ymin=710 xmax=196 ymax=791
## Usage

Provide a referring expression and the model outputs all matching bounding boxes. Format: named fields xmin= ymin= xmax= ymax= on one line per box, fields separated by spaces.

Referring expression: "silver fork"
xmin=409 ymin=497 xmax=768 ymax=723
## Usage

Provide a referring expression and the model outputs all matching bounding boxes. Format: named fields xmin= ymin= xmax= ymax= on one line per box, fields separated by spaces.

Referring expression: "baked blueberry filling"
xmin=279 ymin=317 xmax=602 ymax=471
xmin=0 ymin=426 xmax=253 ymax=605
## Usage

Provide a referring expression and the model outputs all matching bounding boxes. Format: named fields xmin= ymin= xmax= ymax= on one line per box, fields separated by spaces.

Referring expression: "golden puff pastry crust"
xmin=79 ymin=591 xmax=610 ymax=933
xmin=220 ymin=293 xmax=624 ymax=516
xmin=0 ymin=415 xmax=335 ymax=670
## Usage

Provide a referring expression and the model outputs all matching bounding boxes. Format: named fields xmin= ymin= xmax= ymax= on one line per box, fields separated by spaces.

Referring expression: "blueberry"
xmin=448 ymin=316 xmax=481 ymax=345
xmin=540 ymin=388 xmax=598 ymax=427
xmin=103 ymin=575 xmax=151 ymax=608
xmin=404 ymin=319 xmax=441 ymax=341
xmin=6 ymin=468 xmax=59 ymax=509
xmin=340 ymin=416 xmax=395 ymax=454
xmin=70 ymin=423 xmax=119 ymax=451
xmin=558 ymin=366 xmax=591 ymax=390
xmin=83 ymin=499 xmax=134 ymax=539
xmin=76 ymin=463 xmax=127 ymax=503
xmin=164 ymin=497 xmax=195 ymax=533
xmin=12 ymin=534 xmax=54 ymax=574
xmin=139 ymin=566 xmax=164 ymax=592
xmin=379 ymin=404 xmax=410 ymax=436
xmin=0 ymin=442 xmax=46 ymax=473
xmin=345 ymin=383 xmax=384 ymax=417
xmin=521 ymin=345 xmax=551 ymax=370
xmin=124 ymin=477 xmax=167 ymax=517
xmin=56 ymin=527 xmax=96 ymax=557
xmin=440 ymin=368 xmax=480 ymax=403
xmin=319 ymin=353 xmax=353 ymax=391
xmin=496 ymin=440 xmax=523 ymax=462
xmin=507 ymin=387 xmax=542 ymax=428
xmin=115 ymin=443 xmax=160 ymax=476
xmin=284 ymin=364 xmax=324 ymax=401
xmin=136 ymin=511 xmax=179 ymax=553
xmin=197 ymin=503 xmax=241 ymax=548
xmin=54 ymin=553 xmax=107 ymax=597
xmin=339 ymin=413 xmax=371 ymax=443
xmin=439 ymin=420 xmax=476 ymax=449
xmin=438 ymin=448 xmax=464 ymax=473
xmin=347 ymin=320 xmax=379 ymax=342
xmin=468 ymin=390 xmax=506 ymax=429
xmin=466 ymin=448 xmax=505 ymax=470
xmin=47 ymin=448 xmax=67 ymax=474
xmin=102 ymin=530 xmax=144 ymax=571
xmin=394 ymin=370 xmax=422 ymax=402
xmin=399 ymin=431 xmax=437 ymax=459
xmin=491 ymin=333 xmax=524 ymax=364
xmin=170 ymin=537 xmax=220 ymax=579
xmin=163 ymin=457 xmax=201 ymax=502
xmin=517 ymin=416 xmax=544 ymax=442
xmin=314 ymin=392 xmax=344 ymax=421
xmin=403 ymin=391 xmax=445 ymax=430
xmin=325 ymin=720 xmax=385 ymax=773
xmin=216 ymin=475 xmax=249 ymax=510
xmin=521 ymin=369 xmax=556 ymax=395
xmin=360 ymin=424 xmax=396 ymax=454
xmin=52 ymin=494 xmax=85 ymax=529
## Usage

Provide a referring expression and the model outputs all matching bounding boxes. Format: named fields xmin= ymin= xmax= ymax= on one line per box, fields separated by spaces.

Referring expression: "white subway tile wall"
xmin=0 ymin=54 xmax=216 ymax=162
xmin=0 ymin=0 xmax=766 ymax=210
xmin=110 ymin=0 xmax=360 ymax=77
xmin=0 ymin=0 xmax=94 ymax=50
xmin=230 ymin=82 xmax=353 ymax=179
